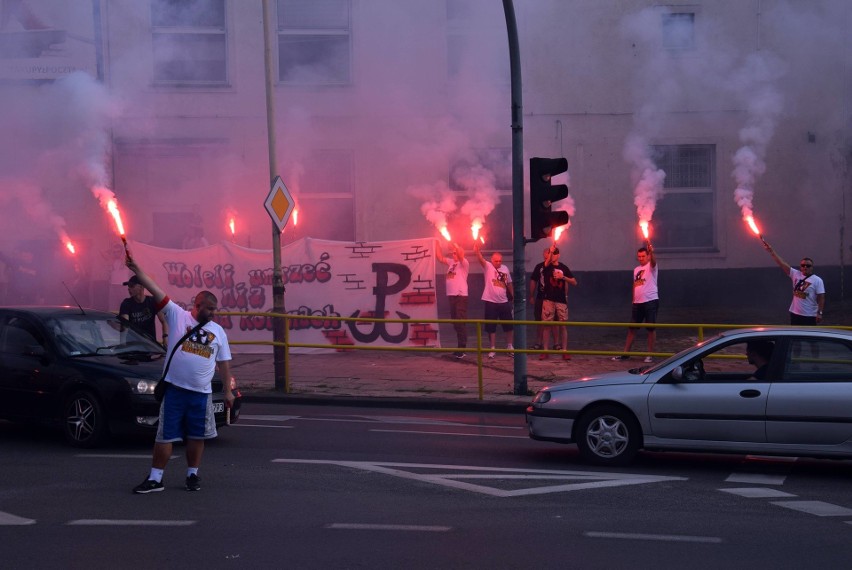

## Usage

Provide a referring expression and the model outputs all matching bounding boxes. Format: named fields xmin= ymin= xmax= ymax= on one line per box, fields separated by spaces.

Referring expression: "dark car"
xmin=0 ymin=306 xmax=241 ymax=447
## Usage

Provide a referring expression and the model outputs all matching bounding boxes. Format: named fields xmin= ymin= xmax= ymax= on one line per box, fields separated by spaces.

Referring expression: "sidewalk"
xmin=231 ymin=305 xmax=852 ymax=413
xmin=230 ymin=348 xmax=652 ymax=413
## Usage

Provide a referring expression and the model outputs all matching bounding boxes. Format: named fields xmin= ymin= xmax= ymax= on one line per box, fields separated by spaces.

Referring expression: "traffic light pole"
xmin=502 ymin=0 xmax=528 ymax=396
xmin=262 ymin=0 xmax=287 ymax=391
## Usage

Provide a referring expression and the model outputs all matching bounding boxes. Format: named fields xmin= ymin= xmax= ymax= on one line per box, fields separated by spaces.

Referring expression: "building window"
xmin=661 ymin=12 xmax=695 ymax=51
xmin=651 ymin=144 xmax=715 ymax=251
xmin=446 ymin=0 xmax=508 ymax=83
xmin=151 ymin=0 xmax=227 ymax=84
xmin=295 ymin=149 xmax=354 ymax=241
xmin=449 ymin=147 xmax=512 ymax=251
xmin=277 ymin=0 xmax=351 ymax=85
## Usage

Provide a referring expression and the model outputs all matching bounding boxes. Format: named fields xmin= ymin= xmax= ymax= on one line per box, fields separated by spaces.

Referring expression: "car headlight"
xmin=532 ymin=390 xmax=551 ymax=404
xmin=127 ymin=377 xmax=157 ymax=395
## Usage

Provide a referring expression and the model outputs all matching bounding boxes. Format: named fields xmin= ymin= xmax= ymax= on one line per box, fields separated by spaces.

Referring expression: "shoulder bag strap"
xmin=160 ymin=322 xmax=204 ymax=382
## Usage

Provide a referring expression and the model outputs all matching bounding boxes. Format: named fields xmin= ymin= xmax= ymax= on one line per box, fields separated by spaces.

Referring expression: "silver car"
xmin=526 ymin=327 xmax=852 ymax=466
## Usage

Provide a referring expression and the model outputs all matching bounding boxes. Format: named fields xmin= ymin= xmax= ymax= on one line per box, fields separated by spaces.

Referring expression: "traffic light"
xmin=529 ymin=157 xmax=570 ymax=241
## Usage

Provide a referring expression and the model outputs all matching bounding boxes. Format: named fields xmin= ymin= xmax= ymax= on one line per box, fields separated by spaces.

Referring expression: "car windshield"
xmin=46 ymin=315 xmax=165 ymax=357
xmin=642 ymin=332 xmax=728 ymax=372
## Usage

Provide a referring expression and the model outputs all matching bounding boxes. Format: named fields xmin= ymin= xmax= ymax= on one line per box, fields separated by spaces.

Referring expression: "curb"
xmin=241 ymin=391 xmax=530 ymax=414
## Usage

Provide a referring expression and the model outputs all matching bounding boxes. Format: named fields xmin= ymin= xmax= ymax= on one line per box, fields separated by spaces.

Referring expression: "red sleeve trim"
xmin=155 ymin=296 xmax=169 ymax=313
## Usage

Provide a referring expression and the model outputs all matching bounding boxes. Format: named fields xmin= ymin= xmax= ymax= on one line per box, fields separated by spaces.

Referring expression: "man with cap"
xmin=119 ymin=274 xmax=169 ymax=345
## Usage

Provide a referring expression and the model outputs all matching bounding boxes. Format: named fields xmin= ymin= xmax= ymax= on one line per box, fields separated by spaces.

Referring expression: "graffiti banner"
xmin=128 ymin=237 xmax=439 ymax=354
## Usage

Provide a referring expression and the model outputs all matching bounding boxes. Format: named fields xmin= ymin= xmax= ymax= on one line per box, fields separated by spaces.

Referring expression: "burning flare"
xmin=439 ymin=226 xmax=452 ymax=242
xmin=228 ymin=217 xmax=236 ymax=237
xmin=553 ymin=226 xmax=565 ymax=242
xmin=745 ymin=215 xmax=761 ymax=236
xmin=106 ymin=198 xmax=126 ymax=237
xmin=65 ymin=241 xmax=76 ymax=255
xmin=470 ymin=220 xmax=483 ymax=242
xmin=292 ymin=208 xmax=299 ymax=226
xmin=639 ymin=220 xmax=650 ymax=240
xmin=744 ymin=214 xmax=768 ymax=246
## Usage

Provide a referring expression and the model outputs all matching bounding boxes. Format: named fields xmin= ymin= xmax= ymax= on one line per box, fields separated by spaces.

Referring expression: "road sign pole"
xmin=262 ymin=0 xmax=287 ymax=391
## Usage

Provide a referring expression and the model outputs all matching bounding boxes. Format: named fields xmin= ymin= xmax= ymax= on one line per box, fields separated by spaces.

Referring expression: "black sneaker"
xmin=610 ymin=355 xmax=630 ymax=361
xmin=133 ymin=479 xmax=164 ymax=494
xmin=453 ymin=351 xmax=465 ymax=359
xmin=185 ymin=474 xmax=201 ymax=492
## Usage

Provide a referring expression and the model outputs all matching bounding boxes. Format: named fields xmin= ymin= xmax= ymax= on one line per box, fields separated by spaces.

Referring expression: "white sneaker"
xmin=487 ymin=351 xmax=496 ymax=359
xmin=507 ymin=345 xmax=514 ymax=358
xmin=643 ymin=356 xmax=654 ymax=363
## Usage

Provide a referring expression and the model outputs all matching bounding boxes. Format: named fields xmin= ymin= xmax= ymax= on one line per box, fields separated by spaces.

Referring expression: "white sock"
xmin=149 ymin=468 xmax=164 ymax=483
xmin=507 ymin=344 xmax=514 ymax=350
xmin=187 ymin=467 xmax=199 ymax=477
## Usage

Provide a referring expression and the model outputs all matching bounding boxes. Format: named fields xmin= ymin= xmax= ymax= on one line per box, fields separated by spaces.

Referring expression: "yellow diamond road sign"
xmin=264 ymin=176 xmax=295 ymax=232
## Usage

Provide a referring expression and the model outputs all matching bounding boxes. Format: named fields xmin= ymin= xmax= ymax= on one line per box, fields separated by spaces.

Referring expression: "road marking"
xmin=0 ymin=511 xmax=36 ymax=525
xmin=271 ymin=459 xmax=686 ymax=497
xmin=326 ymin=523 xmax=451 ymax=532
xmin=726 ymin=473 xmax=787 ymax=485
xmin=771 ymin=501 xmax=852 ymax=517
xmin=67 ymin=519 xmax=196 ymax=526
xmin=76 ymin=454 xmax=180 ymax=459
xmin=369 ymin=429 xmax=526 ymax=439
xmin=238 ymin=415 xmax=301 ymax=422
xmin=230 ymin=424 xmax=293 ymax=429
xmin=584 ymin=531 xmax=722 ymax=544
xmin=719 ymin=487 xmax=796 ymax=499
xmin=295 ymin=416 xmax=520 ymax=430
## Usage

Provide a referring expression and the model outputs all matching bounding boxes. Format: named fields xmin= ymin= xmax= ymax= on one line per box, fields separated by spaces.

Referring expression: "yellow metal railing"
xmin=219 ymin=311 xmax=852 ymax=399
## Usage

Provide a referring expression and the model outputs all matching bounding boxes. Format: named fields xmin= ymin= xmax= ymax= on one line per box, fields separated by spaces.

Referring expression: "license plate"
xmin=213 ymin=402 xmax=225 ymax=413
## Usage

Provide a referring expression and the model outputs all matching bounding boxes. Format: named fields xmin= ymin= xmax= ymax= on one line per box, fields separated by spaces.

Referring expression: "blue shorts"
xmin=156 ymin=385 xmax=217 ymax=443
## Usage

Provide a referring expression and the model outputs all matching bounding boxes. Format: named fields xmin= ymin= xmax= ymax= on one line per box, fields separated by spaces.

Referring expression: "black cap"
xmin=551 ymin=247 xmax=560 ymax=254
xmin=122 ymin=275 xmax=141 ymax=287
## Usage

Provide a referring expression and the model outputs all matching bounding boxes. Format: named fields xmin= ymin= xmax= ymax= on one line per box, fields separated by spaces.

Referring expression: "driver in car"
xmin=746 ymin=340 xmax=774 ymax=380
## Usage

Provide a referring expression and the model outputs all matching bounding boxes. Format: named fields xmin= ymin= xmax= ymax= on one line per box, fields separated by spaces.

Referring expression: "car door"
xmin=766 ymin=336 xmax=852 ymax=446
xmin=0 ymin=315 xmax=54 ymax=419
xmin=647 ymin=338 xmax=774 ymax=443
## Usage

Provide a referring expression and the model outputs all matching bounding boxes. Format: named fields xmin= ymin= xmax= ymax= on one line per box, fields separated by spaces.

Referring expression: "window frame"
xmin=150 ymin=0 xmax=229 ymax=86
xmin=649 ymin=143 xmax=717 ymax=253
xmin=293 ymin=148 xmax=355 ymax=241
xmin=276 ymin=0 xmax=353 ymax=86
xmin=661 ymin=11 xmax=696 ymax=52
xmin=448 ymin=147 xmax=512 ymax=252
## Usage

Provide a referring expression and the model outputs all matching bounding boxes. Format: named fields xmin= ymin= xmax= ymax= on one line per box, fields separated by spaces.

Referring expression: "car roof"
xmin=0 ymin=306 xmax=118 ymax=319
xmin=717 ymin=326 xmax=852 ymax=339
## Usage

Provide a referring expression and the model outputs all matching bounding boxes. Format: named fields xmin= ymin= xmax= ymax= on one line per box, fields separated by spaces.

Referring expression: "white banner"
xmin=129 ymin=238 xmax=440 ymax=353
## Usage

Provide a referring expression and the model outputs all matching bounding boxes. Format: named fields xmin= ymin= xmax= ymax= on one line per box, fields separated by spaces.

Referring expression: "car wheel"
xmin=575 ymin=405 xmax=641 ymax=466
xmin=63 ymin=391 xmax=108 ymax=448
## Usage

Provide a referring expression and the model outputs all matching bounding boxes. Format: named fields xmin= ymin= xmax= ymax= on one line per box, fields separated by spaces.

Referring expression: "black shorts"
xmin=484 ymin=301 xmax=513 ymax=333
xmin=630 ymin=299 xmax=659 ymax=331
xmin=790 ymin=312 xmax=817 ymax=326
xmin=534 ymin=297 xmax=543 ymax=321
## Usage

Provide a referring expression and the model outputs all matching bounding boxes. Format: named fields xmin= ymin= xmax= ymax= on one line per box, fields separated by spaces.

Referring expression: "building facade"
xmin=1 ymin=0 xmax=850 ymax=313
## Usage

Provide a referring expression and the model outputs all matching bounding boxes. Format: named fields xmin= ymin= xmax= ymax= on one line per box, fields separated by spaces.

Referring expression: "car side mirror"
xmin=671 ymin=365 xmax=684 ymax=382
xmin=25 ymin=344 xmax=46 ymax=357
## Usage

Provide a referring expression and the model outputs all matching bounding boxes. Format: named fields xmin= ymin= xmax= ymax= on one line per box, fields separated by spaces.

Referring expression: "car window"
xmin=47 ymin=315 xmax=163 ymax=356
xmin=782 ymin=338 xmax=852 ymax=382
xmin=678 ymin=338 xmax=777 ymax=382
xmin=1 ymin=317 xmax=45 ymax=355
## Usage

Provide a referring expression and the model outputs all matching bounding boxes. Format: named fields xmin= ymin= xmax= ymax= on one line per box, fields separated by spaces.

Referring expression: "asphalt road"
xmin=3 ymin=403 xmax=852 ymax=569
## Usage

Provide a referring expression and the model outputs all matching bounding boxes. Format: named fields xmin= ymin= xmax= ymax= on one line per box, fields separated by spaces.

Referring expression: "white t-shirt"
xmin=481 ymin=262 xmax=512 ymax=304
xmin=788 ymin=268 xmax=825 ymax=317
xmin=632 ymin=262 xmax=658 ymax=304
xmin=444 ymin=258 xmax=470 ymax=297
xmin=161 ymin=299 xmax=232 ymax=393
